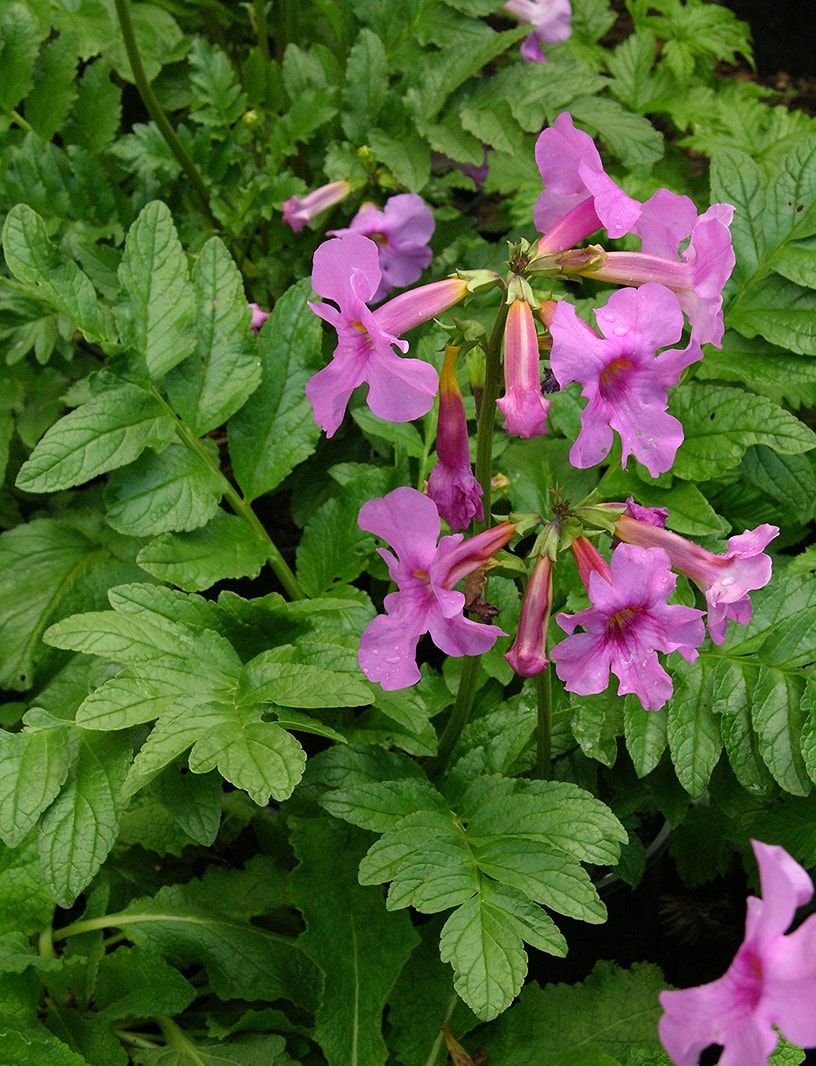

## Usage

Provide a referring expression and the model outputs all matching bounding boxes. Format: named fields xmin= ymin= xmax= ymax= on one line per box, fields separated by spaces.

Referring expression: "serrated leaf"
xmin=728 ymin=273 xmax=816 ymax=355
xmin=2 ymin=203 xmax=107 ymax=344
xmin=228 ymin=279 xmax=322 ymax=501
xmin=666 ymin=662 xmax=721 ymax=796
xmin=165 ymin=237 xmax=261 ymax=435
xmin=188 ymin=717 xmax=306 ymax=805
xmin=0 ymin=834 xmax=55 ymax=937
xmin=39 ymin=731 xmax=131 ymax=907
xmin=320 ymin=778 xmax=448 ymax=833
xmin=713 ymin=658 xmax=774 ymax=795
xmin=96 ymin=944 xmax=196 ymax=1019
xmin=136 ymin=509 xmax=271 ymax=591
xmin=0 ymin=728 xmax=72 ymax=847
xmin=16 ymin=381 xmax=177 ymax=493
xmin=625 ymin=698 xmax=668 ymax=777
xmin=104 ymin=441 xmax=223 ymax=536
xmin=342 ymin=29 xmax=388 ymax=141
xmin=188 ymin=36 xmax=248 ymax=133
xmin=238 ymin=650 xmax=373 ymax=709
xmin=569 ymin=96 xmax=663 ymax=167
xmin=62 ymin=57 xmax=122 ymax=152
xmin=752 ymin=667 xmax=810 ymax=795
xmin=368 ymin=127 xmax=430 ymax=190
xmin=0 ymin=4 xmax=39 ymax=115
xmin=24 ymin=31 xmax=79 ymax=140
xmin=115 ymin=201 xmax=196 ymax=378
xmin=671 ymin=383 xmax=816 ymax=481
xmin=123 ymin=698 xmax=226 ymax=798
xmin=155 ymin=766 xmax=222 ymax=846
xmin=290 ymin=818 xmax=419 ymax=1066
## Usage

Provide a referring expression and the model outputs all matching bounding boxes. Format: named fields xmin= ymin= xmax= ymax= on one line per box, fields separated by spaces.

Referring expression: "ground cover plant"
xmin=2 ymin=0 xmax=816 ymax=1063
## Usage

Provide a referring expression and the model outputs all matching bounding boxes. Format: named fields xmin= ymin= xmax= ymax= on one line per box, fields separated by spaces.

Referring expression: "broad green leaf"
xmin=671 ymin=383 xmax=816 ymax=481
xmin=123 ymin=698 xmax=226 ymax=798
xmin=165 ymin=237 xmax=261 ymax=435
xmin=96 ymin=944 xmax=196 ymax=1019
xmin=765 ymin=133 xmax=816 ymax=247
xmin=667 ymin=662 xmax=721 ymax=796
xmin=290 ymin=818 xmax=419 ymax=1066
xmin=24 ymin=31 xmax=79 ymax=140
xmin=439 ymin=891 xmax=527 ymax=1022
xmin=0 ymin=516 xmax=140 ymax=691
xmin=320 ymin=778 xmax=448 ymax=833
xmin=136 ymin=510 xmax=272 ymax=591
xmin=713 ymin=658 xmax=774 ymax=795
xmin=367 ymin=127 xmax=431 ymax=190
xmin=741 ymin=445 xmax=816 ymax=525
xmin=155 ymin=767 xmax=222 ymax=847
xmin=104 ymin=441 xmax=224 ymax=536
xmin=0 ymin=728 xmax=73 ymax=847
xmin=187 ymin=37 xmax=248 ymax=133
xmin=341 ymin=29 xmax=388 ymax=141
xmin=75 ymin=671 xmax=184 ymax=730
xmin=0 ymin=4 xmax=39 ymax=115
xmin=61 ymin=57 xmax=122 ymax=152
xmin=238 ymin=650 xmax=373 ymax=708
xmin=39 ymin=731 xmax=131 ymax=907
xmin=624 ymin=699 xmax=668 ymax=777
xmin=0 ymin=833 xmax=55 ymax=937
xmin=728 ymin=273 xmax=816 ymax=356
xmin=115 ymin=201 xmax=196 ymax=379
xmin=0 ymin=1027 xmax=93 ymax=1065
xmin=752 ymin=667 xmax=810 ymax=795
xmin=2 ymin=203 xmax=107 ymax=343
xmin=570 ymin=691 xmax=623 ymax=768
xmin=16 ymin=381 xmax=177 ymax=493
xmin=188 ymin=715 xmax=306 ymax=805
xmin=696 ymin=332 xmax=816 ymax=410
xmin=228 ymin=279 xmax=322 ymax=501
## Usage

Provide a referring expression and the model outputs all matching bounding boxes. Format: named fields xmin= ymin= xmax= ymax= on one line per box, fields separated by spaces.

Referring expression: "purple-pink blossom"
xmin=550 ymin=540 xmax=705 ymax=711
xmin=329 ymin=193 xmax=435 ymax=303
xmin=659 ymin=840 xmax=816 ymax=1066
xmin=282 ymin=180 xmax=351 ymax=232
xmin=588 ymin=204 xmax=736 ymax=346
xmin=614 ymin=516 xmax=779 ymax=644
xmin=503 ymin=0 xmax=572 ymax=62
xmin=248 ymin=303 xmax=268 ymax=333
xmin=505 ymin=552 xmax=553 ymax=677
xmin=549 ymin=284 xmax=702 ymax=476
xmin=534 ymin=112 xmax=641 ymax=254
xmin=358 ymin=488 xmax=515 ymax=690
xmin=497 ymin=298 xmax=551 ymax=438
xmin=306 ymin=234 xmax=467 ymax=437
xmin=427 ymin=344 xmax=483 ymax=531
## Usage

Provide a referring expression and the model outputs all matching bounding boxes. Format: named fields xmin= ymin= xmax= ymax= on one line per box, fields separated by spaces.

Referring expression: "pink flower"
xmin=248 ymin=303 xmax=268 ymax=332
xmin=329 ymin=193 xmax=435 ymax=302
xmin=358 ymin=488 xmax=515 ymax=690
xmin=614 ymin=517 xmax=779 ymax=644
xmin=427 ymin=344 xmax=484 ymax=531
xmin=631 ymin=188 xmax=698 ymax=258
xmin=497 ymin=298 xmax=551 ymax=438
xmin=282 ymin=180 xmax=351 ymax=232
xmin=505 ymin=552 xmax=553 ymax=676
xmin=549 ymin=284 xmax=702 ymax=476
xmin=659 ymin=840 xmax=816 ymax=1066
xmin=588 ymin=204 xmax=736 ymax=346
xmin=550 ymin=541 xmax=705 ymax=711
xmin=306 ymin=234 xmax=467 ymax=437
xmin=503 ymin=0 xmax=572 ymax=62
xmin=534 ymin=113 xmax=641 ymax=254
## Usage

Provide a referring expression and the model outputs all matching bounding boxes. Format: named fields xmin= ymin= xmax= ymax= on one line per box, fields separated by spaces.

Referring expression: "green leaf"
xmin=104 ymin=441 xmax=224 ymax=536
xmin=713 ymin=659 xmax=774 ymax=795
xmin=569 ymin=96 xmax=663 ymax=167
xmin=751 ymin=667 xmax=810 ymax=795
xmin=0 ymin=3 xmax=39 ymax=115
xmin=165 ymin=237 xmax=261 ymax=435
xmin=670 ymin=383 xmax=816 ymax=481
xmin=0 ymin=728 xmax=72 ymax=847
xmin=155 ymin=767 xmax=222 ymax=847
xmin=24 ymin=31 xmax=79 ymax=140
xmin=95 ymin=944 xmax=196 ymax=1019
xmin=728 ymin=273 xmax=816 ymax=356
xmin=741 ymin=445 xmax=816 ymax=525
xmin=103 ymin=2 xmax=186 ymax=84
xmin=188 ymin=36 xmax=248 ymax=133
xmin=625 ymin=699 xmax=668 ymax=778
xmin=342 ymin=29 xmax=388 ymax=141
xmin=16 ymin=381 xmax=177 ymax=493
xmin=115 ymin=201 xmax=196 ymax=379
xmin=290 ymin=818 xmax=419 ymax=1066
xmin=0 ymin=833 xmax=55 ymax=937
xmin=2 ymin=203 xmax=107 ymax=344
xmin=367 ymin=127 xmax=430 ymax=190
xmin=228 ymin=279 xmax=322 ymax=501
xmin=667 ymin=661 xmax=721 ymax=796
xmin=238 ymin=649 xmax=373 ymax=709
xmin=320 ymin=778 xmax=447 ymax=833
xmin=61 ymin=57 xmax=122 ymax=152
xmin=39 ymin=731 xmax=131 ymax=907
xmin=136 ymin=510 xmax=272 ymax=591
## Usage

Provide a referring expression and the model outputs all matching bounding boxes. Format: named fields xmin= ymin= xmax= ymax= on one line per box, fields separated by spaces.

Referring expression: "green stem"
xmin=474 ymin=299 xmax=509 ymax=532
xmin=112 ymin=0 xmax=216 ymax=225
xmin=38 ymin=925 xmax=55 ymax=959
xmin=149 ymin=387 xmax=306 ymax=601
xmin=429 ymin=653 xmax=481 ymax=777
xmin=535 ymin=667 xmax=552 ymax=779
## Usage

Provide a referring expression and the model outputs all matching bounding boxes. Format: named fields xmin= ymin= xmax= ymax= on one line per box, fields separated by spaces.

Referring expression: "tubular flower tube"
xmin=357 ymin=488 xmax=515 ymax=690
xmin=427 ymin=345 xmax=484 ymax=531
xmin=505 ymin=552 xmax=553 ymax=676
xmin=550 ymin=541 xmax=706 ymax=711
xmin=549 ymin=283 xmax=703 ymax=476
xmin=329 ymin=193 xmax=435 ymax=302
xmin=497 ymin=298 xmax=551 ymax=438
xmin=282 ymin=180 xmax=352 ymax=232
xmin=248 ymin=303 xmax=268 ymax=333
xmin=613 ymin=516 xmax=779 ymax=644
xmin=659 ymin=840 xmax=816 ymax=1066
xmin=584 ymin=204 xmax=736 ymax=346
xmin=570 ymin=535 xmax=611 ymax=589
xmin=534 ymin=112 xmax=641 ymax=254
xmin=306 ymin=235 xmax=467 ymax=437
xmin=503 ymin=0 xmax=572 ymax=62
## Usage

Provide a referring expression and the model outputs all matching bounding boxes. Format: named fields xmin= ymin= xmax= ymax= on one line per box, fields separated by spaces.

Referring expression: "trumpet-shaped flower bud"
xmin=329 ymin=193 xmax=435 ymax=302
xmin=551 ymin=541 xmax=705 ymax=711
xmin=659 ymin=840 xmax=816 ymax=1066
xmin=549 ymin=284 xmax=702 ymax=476
xmin=427 ymin=345 xmax=484 ymax=531
xmin=505 ymin=552 xmax=553 ymax=676
xmin=307 ymin=235 xmax=467 ymax=437
xmin=534 ymin=113 xmax=641 ymax=254
xmin=497 ymin=298 xmax=551 ymax=438
xmin=587 ymin=204 xmax=736 ymax=346
xmin=503 ymin=0 xmax=572 ymax=62
xmin=358 ymin=488 xmax=515 ymax=689
xmin=248 ymin=303 xmax=268 ymax=333
xmin=613 ymin=516 xmax=779 ymax=644
xmin=282 ymin=180 xmax=352 ymax=232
